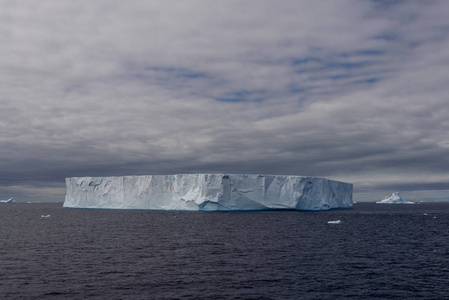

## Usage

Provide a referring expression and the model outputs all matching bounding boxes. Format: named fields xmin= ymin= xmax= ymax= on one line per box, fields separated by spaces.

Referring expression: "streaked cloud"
xmin=1 ymin=0 xmax=449 ymax=202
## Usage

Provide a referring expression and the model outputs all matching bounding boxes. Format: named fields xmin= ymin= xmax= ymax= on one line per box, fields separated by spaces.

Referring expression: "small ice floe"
xmin=327 ymin=220 xmax=342 ymax=224
xmin=423 ymin=213 xmax=428 ymax=216
xmin=41 ymin=215 xmax=51 ymax=218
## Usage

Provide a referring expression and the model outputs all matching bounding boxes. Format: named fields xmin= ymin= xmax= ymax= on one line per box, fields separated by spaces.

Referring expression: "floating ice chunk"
xmin=327 ymin=220 xmax=342 ymax=224
xmin=376 ymin=192 xmax=414 ymax=204
xmin=41 ymin=215 xmax=51 ymax=218
xmin=63 ymin=174 xmax=353 ymax=211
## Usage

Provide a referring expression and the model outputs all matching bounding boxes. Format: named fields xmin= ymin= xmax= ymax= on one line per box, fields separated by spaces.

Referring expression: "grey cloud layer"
xmin=1 ymin=0 xmax=449 ymax=201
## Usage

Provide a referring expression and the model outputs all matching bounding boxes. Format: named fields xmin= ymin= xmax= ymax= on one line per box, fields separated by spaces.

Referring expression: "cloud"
xmin=1 ymin=0 xmax=449 ymax=202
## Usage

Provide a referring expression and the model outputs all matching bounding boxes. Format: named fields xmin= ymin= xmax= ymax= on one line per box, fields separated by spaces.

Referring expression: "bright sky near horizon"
xmin=1 ymin=0 xmax=449 ymax=202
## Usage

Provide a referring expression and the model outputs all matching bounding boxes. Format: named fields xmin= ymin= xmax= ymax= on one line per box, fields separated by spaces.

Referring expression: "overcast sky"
xmin=1 ymin=0 xmax=449 ymax=202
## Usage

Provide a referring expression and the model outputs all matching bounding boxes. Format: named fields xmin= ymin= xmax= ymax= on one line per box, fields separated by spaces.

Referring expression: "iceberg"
xmin=0 ymin=197 xmax=15 ymax=204
xmin=63 ymin=174 xmax=353 ymax=211
xmin=376 ymin=192 xmax=414 ymax=204
xmin=327 ymin=220 xmax=342 ymax=224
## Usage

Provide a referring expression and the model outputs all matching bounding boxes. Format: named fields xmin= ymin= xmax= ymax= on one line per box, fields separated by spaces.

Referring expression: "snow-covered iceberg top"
xmin=376 ymin=192 xmax=414 ymax=204
xmin=64 ymin=174 xmax=353 ymax=211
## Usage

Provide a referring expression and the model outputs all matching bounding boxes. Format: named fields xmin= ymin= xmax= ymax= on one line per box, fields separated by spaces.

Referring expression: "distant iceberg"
xmin=376 ymin=192 xmax=414 ymax=204
xmin=64 ymin=174 xmax=353 ymax=211
xmin=0 ymin=197 xmax=15 ymax=204
xmin=327 ymin=220 xmax=342 ymax=224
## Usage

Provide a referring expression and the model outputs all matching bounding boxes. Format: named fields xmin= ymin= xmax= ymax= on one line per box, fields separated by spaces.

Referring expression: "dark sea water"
xmin=1 ymin=202 xmax=449 ymax=299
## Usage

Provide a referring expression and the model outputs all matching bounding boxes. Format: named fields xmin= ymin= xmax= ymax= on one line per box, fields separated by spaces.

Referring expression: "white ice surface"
xmin=64 ymin=174 xmax=353 ymax=211
xmin=376 ymin=192 xmax=415 ymax=204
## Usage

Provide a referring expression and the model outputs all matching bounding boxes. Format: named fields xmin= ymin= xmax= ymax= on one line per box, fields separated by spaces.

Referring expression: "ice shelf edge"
xmin=64 ymin=174 xmax=353 ymax=211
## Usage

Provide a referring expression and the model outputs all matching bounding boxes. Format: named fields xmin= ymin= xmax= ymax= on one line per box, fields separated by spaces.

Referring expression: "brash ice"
xmin=63 ymin=174 xmax=353 ymax=211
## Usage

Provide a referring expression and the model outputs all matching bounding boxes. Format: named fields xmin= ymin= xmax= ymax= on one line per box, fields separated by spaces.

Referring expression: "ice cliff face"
xmin=376 ymin=192 xmax=414 ymax=204
xmin=64 ymin=174 xmax=353 ymax=211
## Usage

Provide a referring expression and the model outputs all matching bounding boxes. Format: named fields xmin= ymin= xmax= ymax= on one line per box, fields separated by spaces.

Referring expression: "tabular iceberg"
xmin=376 ymin=192 xmax=414 ymax=204
xmin=64 ymin=174 xmax=353 ymax=211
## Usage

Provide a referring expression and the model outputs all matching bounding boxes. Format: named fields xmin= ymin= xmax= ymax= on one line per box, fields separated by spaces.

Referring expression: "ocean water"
xmin=0 ymin=202 xmax=449 ymax=299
